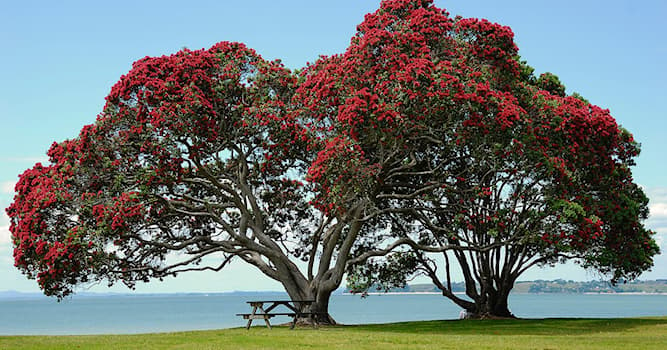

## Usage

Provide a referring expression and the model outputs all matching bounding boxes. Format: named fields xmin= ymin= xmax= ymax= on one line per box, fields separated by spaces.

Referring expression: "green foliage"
xmin=536 ymin=72 xmax=566 ymax=96
xmin=347 ymin=252 xmax=419 ymax=295
xmin=553 ymin=199 xmax=586 ymax=222
xmin=570 ymin=92 xmax=590 ymax=104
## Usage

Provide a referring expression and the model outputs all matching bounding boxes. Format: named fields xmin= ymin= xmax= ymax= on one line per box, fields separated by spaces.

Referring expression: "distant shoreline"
xmin=3 ymin=278 xmax=667 ymax=299
xmin=3 ymin=291 xmax=667 ymax=299
xmin=582 ymin=291 xmax=667 ymax=296
xmin=343 ymin=279 xmax=667 ymax=295
xmin=342 ymin=291 xmax=667 ymax=296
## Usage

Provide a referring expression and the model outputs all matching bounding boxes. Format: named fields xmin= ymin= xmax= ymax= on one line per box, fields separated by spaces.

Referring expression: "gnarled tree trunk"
xmin=418 ymin=243 xmax=519 ymax=319
xmin=279 ymin=277 xmax=338 ymax=326
xmin=465 ymin=288 xmax=514 ymax=319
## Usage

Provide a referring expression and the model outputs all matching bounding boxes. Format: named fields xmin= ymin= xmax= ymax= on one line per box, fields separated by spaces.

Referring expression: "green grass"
xmin=2 ymin=317 xmax=666 ymax=350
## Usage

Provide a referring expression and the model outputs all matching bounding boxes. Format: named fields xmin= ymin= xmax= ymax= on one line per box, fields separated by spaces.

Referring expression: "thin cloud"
xmin=644 ymin=187 xmax=667 ymax=228
xmin=0 ymin=211 xmax=11 ymax=246
xmin=0 ymin=225 xmax=10 ymax=246
xmin=635 ymin=186 xmax=667 ymax=253
xmin=650 ymin=203 xmax=667 ymax=220
xmin=1 ymin=181 xmax=16 ymax=194
xmin=646 ymin=187 xmax=667 ymax=203
xmin=0 ymin=210 xmax=13 ymax=265
xmin=0 ymin=156 xmax=48 ymax=164
xmin=656 ymin=230 xmax=666 ymax=248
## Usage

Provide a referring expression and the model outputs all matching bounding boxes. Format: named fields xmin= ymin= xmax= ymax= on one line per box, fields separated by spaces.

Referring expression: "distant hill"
xmin=514 ymin=279 xmax=667 ymax=294
xmin=345 ymin=279 xmax=667 ymax=294
xmin=4 ymin=280 xmax=666 ymax=299
xmin=0 ymin=290 xmax=46 ymax=299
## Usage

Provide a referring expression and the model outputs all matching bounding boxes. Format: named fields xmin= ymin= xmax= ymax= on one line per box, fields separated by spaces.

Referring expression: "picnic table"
xmin=236 ymin=300 xmax=324 ymax=329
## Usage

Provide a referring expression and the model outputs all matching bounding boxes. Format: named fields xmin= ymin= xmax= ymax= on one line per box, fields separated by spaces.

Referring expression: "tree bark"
xmin=280 ymin=279 xmax=337 ymax=326
xmin=309 ymin=288 xmax=337 ymax=325
xmin=466 ymin=288 xmax=514 ymax=319
xmin=432 ymin=250 xmax=517 ymax=319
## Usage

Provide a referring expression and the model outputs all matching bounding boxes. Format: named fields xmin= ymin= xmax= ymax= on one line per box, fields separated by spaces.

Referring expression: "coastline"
xmin=343 ymin=291 xmax=667 ymax=296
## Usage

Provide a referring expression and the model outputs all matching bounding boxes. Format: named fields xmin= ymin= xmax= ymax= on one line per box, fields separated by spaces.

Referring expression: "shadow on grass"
xmin=343 ymin=317 xmax=667 ymax=336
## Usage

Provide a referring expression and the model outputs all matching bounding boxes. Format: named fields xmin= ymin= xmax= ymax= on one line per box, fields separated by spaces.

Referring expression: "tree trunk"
xmin=279 ymin=276 xmax=337 ymax=326
xmin=465 ymin=288 xmax=515 ymax=319
xmin=308 ymin=288 xmax=337 ymax=325
xmin=282 ymin=286 xmax=336 ymax=326
xmin=255 ymin=206 xmax=366 ymax=327
xmin=432 ymin=250 xmax=517 ymax=319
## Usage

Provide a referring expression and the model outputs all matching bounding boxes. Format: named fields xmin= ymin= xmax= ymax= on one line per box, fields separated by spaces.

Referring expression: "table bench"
xmin=236 ymin=300 xmax=326 ymax=329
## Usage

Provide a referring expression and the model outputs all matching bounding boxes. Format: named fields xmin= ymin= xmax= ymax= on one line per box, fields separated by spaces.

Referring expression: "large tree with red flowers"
xmin=5 ymin=42 xmax=384 ymax=324
xmin=296 ymin=0 xmax=658 ymax=318
xmin=6 ymin=0 xmax=658 ymax=322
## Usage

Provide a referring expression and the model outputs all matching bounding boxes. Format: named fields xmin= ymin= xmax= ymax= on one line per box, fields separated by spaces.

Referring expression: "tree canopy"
xmin=335 ymin=0 xmax=659 ymax=317
xmin=6 ymin=0 xmax=659 ymax=320
xmin=8 ymin=42 xmax=308 ymax=296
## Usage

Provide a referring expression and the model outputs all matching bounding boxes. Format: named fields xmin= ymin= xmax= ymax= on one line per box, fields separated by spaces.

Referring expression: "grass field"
xmin=1 ymin=317 xmax=666 ymax=350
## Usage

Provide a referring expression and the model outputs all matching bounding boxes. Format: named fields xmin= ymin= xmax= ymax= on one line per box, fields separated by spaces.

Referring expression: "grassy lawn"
xmin=1 ymin=317 xmax=666 ymax=350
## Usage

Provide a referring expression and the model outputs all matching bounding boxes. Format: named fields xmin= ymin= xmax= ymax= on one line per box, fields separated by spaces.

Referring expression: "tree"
xmin=301 ymin=0 xmax=658 ymax=318
xmin=6 ymin=42 xmax=376 ymax=324
xmin=6 ymin=0 xmax=659 ymax=323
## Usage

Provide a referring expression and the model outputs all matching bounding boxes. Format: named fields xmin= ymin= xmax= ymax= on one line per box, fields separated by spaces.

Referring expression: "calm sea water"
xmin=1 ymin=293 xmax=666 ymax=335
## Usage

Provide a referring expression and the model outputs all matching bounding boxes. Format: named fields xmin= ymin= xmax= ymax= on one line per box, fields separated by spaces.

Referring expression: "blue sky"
xmin=1 ymin=0 xmax=665 ymax=294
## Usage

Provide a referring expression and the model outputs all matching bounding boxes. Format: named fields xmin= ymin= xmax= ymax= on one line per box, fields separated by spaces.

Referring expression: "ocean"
xmin=1 ymin=293 xmax=666 ymax=335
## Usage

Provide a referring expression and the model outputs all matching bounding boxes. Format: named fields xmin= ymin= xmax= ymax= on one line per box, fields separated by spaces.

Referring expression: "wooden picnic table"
xmin=237 ymin=299 xmax=322 ymax=329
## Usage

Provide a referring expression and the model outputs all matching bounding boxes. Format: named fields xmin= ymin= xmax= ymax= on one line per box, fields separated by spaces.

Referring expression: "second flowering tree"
xmin=300 ymin=0 xmax=658 ymax=318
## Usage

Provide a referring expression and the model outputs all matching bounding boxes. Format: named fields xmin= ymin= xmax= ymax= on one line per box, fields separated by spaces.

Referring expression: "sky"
xmin=0 ymin=0 xmax=666 ymax=294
